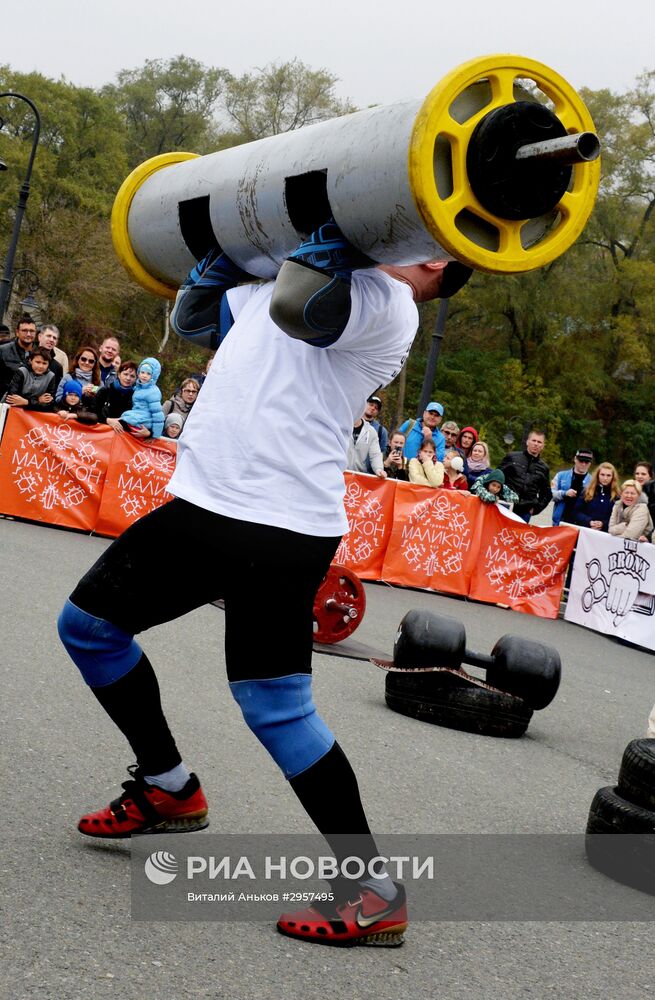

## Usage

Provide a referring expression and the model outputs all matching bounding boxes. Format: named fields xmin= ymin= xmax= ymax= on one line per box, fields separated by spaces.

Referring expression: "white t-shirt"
xmin=167 ymin=268 xmax=418 ymax=536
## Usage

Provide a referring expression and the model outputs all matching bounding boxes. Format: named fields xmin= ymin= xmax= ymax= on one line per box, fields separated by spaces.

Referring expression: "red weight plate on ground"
xmin=313 ymin=564 xmax=366 ymax=645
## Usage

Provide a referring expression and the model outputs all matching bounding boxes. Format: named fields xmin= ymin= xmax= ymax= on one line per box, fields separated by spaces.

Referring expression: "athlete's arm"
xmin=269 ymin=219 xmax=374 ymax=347
xmin=170 ymin=248 xmax=251 ymax=350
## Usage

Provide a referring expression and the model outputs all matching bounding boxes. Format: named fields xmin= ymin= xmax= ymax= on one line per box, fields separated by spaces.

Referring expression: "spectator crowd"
xmin=1 ymin=315 xmax=653 ymax=543
xmin=0 ymin=314 xmax=212 ymax=443
xmin=347 ymin=394 xmax=655 ymax=543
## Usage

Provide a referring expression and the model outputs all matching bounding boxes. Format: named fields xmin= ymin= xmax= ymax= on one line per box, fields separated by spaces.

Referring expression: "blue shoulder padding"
xmin=57 ymin=599 xmax=142 ymax=687
xmin=229 ymin=674 xmax=335 ymax=779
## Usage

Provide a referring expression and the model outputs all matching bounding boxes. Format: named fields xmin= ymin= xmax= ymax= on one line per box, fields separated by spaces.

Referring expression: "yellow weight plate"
xmin=111 ymin=152 xmax=199 ymax=299
xmin=408 ymin=55 xmax=600 ymax=274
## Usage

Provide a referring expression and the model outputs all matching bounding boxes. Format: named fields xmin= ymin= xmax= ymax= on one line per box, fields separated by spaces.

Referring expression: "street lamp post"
xmin=0 ymin=92 xmax=41 ymax=323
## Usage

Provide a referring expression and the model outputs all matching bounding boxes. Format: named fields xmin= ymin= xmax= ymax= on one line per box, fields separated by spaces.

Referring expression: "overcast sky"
xmin=2 ymin=0 xmax=654 ymax=108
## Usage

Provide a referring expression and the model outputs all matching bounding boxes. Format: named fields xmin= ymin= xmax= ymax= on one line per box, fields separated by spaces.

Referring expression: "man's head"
xmin=573 ymin=449 xmax=593 ymax=474
xmin=15 ymin=315 xmax=36 ymax=349
xmin=441 ymin=420 xmax=460 ymax=447
xmin=0 ymin=323 xmax=11 ymax=345
xmin=38 ymin=324 xmax=60 ymax=351
xmin=99 ymin=336 xmax=120 ymax=364
xmin=423 ymin=401 xmax=444 ymax=428
xmin=364 ymin=395 xmax=382 ymax=421
xmin=526 ymin=430 xmax=546 ymax=457
xmin=378 ymin=260 xmax=472 ymax=303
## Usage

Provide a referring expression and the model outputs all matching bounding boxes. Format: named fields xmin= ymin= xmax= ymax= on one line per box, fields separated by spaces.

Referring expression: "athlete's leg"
xmin=58 ymin=498 xmax=231 ymax=774
xmin=223 ymin=522 xmax=376 ymax=846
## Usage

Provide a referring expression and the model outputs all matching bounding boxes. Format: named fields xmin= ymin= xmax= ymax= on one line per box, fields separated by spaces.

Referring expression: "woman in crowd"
xmin=94 ymin=360 xmax=138 ymax=431
xmin=456 ymin=426 xmax=479 ymax=459
xmin=408 ymin=439 xmax=444 ymax=487
xmin=56 ymin=345 xmax=101 ymax=402
xmin=161 ymin=377 xmax=201 ymax=426
xmin=465 ymin=440 xmax=492 ymax=487
xmin=634 ymin=461 xmax=655 ymax=534
xmin=608 ymin=480 xmax=654 ymax=541
xmin=572 ymin=462 xmax=620 ymax=531
xmin=383 ymin=430 xmax=409 ymax=481
xmin=440 ymin=449 xmax=469 ymax=490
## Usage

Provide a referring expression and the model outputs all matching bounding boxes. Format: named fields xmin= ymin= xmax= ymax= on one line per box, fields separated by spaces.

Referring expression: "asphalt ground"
xmin=2 ymin=516 xmax=654 ymax=1000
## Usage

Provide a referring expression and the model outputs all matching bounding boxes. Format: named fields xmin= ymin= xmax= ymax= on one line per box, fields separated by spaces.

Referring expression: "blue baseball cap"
xmin=426 ymin=402 xmax=444 ymax=416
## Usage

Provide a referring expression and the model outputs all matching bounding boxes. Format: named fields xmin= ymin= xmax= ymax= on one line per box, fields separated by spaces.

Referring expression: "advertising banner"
xmin=468 ymin=504 xmax=578 ymax=618
xmin=0 ymin=409 xmax=113 ymax=531
xmin=95 ymin=433 xmax=177 ymax=537
xmin=332 ymin=473 xmax=397 ymax=579
xmin=381 ymin=486 xmax=484 ymax=595
xmin=564 ymin=528 xmax=655 ymax=651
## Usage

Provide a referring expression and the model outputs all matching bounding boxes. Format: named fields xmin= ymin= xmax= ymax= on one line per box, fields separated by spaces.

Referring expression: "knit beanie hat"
xmin=485 ymin=469 xmax=505 ymax=486
xmin=62 ymin=378 xmax=83 ymax=398
xmin=164 ymin=413 xmax=184 ymax=429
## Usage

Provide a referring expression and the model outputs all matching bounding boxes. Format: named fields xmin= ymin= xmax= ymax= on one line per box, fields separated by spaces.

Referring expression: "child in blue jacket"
xmin=119 ymin=358 xmax=165 ymax=438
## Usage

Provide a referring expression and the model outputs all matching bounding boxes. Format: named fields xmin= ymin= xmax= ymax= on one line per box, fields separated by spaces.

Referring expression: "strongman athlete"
xmin=58 ymin=222 xmax=470 ymax=946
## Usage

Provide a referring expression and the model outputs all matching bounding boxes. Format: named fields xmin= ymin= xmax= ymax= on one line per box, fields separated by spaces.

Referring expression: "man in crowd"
xmin=57 ymin=213 xmax=471 ymax=948
xmin=97 ymin=336 xmax=121 ymax=385
xmin=500 ymin=429 xmax=552 ymax=522
xmin=347 ymin=411 xmax=387 ymax=477
xmin=0 ymin=314 xmax=37 ymax=396
xmin=0 ymin=323 xmax=11 ymax=346
xmin=551 ymin=449 xmax=594 ymax=525
xmin=39 ymin=323 xmax=68 ymax=372
xmin=36 ymin=325 xmax=64 ymax=395
xmin=441 ymin=420 xmax=460 ymax=452
xmin=363 ymin=394 xmax=388 ymax=456
xmin=399 ymin=401 xmax=446 ymax=461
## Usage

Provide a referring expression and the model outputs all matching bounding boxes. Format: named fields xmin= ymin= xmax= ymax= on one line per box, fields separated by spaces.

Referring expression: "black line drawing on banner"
xmin=581 ymin=539 xmax=654 ymax=626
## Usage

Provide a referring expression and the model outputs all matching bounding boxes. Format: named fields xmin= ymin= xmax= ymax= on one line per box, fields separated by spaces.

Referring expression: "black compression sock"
xmin=90 ymin=653 xmax=182 ymax=774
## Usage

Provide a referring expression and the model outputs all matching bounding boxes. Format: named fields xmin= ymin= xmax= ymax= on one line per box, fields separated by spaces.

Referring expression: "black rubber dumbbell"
xmin=393 ymin=609 xmax=561 ymax=711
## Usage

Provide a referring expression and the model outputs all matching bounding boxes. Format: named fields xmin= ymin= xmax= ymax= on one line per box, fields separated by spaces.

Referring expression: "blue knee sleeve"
xmin=57 ymin=599 xmax=143 ymax=687
xmin=229 ymin=674 xmax=335 ymax=779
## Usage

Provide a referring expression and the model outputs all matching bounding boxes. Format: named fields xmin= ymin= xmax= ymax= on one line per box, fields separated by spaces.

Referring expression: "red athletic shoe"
xmin=277 ymin=883 xmax=407 ymax=947
xmin=78 ymin=766 xmax=209 ymax=838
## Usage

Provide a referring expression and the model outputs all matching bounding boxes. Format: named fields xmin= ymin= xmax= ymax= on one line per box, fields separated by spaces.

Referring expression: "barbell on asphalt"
xmin=392 ymin=609 xmax=561 ymax=710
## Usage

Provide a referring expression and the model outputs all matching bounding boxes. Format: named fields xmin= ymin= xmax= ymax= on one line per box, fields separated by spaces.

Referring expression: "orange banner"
xmin=0 ymin=409 xmax=113 ymax=530
xmin=95 ymin=433 xmax=177 ymax=537
xmin=381 ymin=486 xmax=485 ymax=594
xmin=332 ymin=473 xmax=397 ymax=578
xmin=468 ymin=505 xmax=578 ymax=617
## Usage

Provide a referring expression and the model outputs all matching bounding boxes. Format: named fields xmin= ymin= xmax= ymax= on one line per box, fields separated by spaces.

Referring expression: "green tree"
xmin=222 ymin=59 xmax=354 ymax=141
xmin=103 ymin=56 xmax=225 ymax=166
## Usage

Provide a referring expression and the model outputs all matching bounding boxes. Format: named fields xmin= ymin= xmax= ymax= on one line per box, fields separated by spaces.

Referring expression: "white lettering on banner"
xmin=114 ymin=446 xmax=176 ymax=521
xmin=400 ymin=495 xmax=471 ymax=577
xmin=10 ymin=423 xmax=103 ymax=510
xmin=335 ymin=479 xmax=388 ymax=566
xmin=482 ymin=529 xmax=566 ymax=601
xmin=565 ymin=530 xmax=655 ymax=651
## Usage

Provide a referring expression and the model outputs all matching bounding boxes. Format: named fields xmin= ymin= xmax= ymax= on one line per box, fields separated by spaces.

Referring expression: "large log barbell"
xmin=111 ymin=54 xmax=600 ymax=299
xmin=391 ymin=609 xmax=561 ymax=711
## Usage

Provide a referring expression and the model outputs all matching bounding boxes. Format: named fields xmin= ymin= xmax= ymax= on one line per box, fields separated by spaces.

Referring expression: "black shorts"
xmin=70 ymin=498 xmax=341 ymax=682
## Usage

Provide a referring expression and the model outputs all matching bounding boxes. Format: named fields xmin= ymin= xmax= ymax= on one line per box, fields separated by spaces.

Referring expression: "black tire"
xmin=617 ymin=739 xmax=655 ymax=812
xmin=585 ymin=786 xmax=655 ymax=895
xmin=385 ymin=671 xmax=532 ymax=738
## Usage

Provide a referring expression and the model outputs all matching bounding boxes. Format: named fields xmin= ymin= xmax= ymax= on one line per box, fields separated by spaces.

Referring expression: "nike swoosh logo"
xmin=356 ymin=906 xmax=394 ymax=929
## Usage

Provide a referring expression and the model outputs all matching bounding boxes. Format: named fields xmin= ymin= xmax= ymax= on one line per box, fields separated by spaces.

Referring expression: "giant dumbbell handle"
xmin=463 ymin=648 xmax=495 ymax=670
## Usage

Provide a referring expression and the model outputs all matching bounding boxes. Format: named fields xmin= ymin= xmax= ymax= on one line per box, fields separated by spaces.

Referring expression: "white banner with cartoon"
xmin=565 ymin=528 xmax=655 ymax=650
